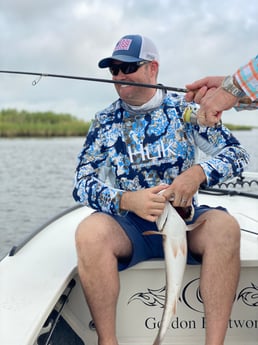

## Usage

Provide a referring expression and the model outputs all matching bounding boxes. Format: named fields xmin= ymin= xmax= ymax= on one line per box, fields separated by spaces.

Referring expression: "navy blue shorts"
xmin=102 ymin=205 xmax=227 ymax=271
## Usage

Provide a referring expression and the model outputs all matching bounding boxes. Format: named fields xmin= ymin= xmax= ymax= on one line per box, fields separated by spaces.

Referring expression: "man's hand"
xmin=185 ymin=76 xmax=238 ymax=127
xmin=162 ymin=165 xmax=206 ymax=207
xmin=185 ymin=76 xmax=224 ymax=103
xmin=120 ymin=184 xmax=169 ymax=222
xmin=120 ymin=166 xmax=206 ymax=221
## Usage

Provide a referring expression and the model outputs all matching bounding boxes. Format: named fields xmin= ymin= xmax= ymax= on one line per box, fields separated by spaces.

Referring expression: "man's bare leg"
xmin=188 ymin=210 xmax=240 ymax=345
xmin=75 ymin=212 xmax=132 ymax=345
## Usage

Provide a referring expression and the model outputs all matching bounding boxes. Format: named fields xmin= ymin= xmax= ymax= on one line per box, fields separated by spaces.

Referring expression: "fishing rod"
xmin=0 ymin=69 xmax=187 ymax=93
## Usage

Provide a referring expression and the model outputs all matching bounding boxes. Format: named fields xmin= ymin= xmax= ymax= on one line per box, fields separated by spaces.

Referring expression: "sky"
xmin=0 ymin=0 xmax=257 ymax=126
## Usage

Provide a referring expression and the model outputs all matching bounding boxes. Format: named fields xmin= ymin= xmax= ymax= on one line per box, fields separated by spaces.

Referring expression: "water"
xmin=0 ymin=137 xmax=85 ymax=258
xmin=1 ymin=130 xmax=258 ymax=259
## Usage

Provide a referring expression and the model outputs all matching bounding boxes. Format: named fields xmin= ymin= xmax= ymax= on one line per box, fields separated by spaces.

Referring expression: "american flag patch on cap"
xmin=114 ymin=38 xmax=132 ymax=51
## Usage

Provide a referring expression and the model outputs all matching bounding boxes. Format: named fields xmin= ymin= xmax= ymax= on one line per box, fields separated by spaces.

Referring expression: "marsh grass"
xmin=0 ymin=109 xmax=91 ymax=137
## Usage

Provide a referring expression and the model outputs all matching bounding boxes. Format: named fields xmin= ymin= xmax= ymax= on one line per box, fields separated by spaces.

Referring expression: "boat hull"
xmin=62 ymin=263 xmax=258 ymax=345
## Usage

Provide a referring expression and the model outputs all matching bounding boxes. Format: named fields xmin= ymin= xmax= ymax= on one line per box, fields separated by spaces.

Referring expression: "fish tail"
xmin=152 ymin=298 xmax=177 ymax=345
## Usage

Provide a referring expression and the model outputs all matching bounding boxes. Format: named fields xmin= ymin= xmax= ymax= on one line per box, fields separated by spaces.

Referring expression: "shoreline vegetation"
xmin=0 ymin=109 xmax=91 ymax=137
xmin=0 ymin=109 xmax=254 ymax=137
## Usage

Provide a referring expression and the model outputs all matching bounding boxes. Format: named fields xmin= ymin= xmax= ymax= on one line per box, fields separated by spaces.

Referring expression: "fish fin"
xmin=142 ymin=230 xmax=165 ymax=236
xmin=186 ymin=219 xmax=206 ymax=231
xmin=172 ymin=241 xmax=186 ymax=256
xmin=172 ymin=242 xmax=179 ymax=257
xmin=182 ymin=241 xmax=187 ymax=256
xmin=172 ymin=298 xmax=177 ymax=315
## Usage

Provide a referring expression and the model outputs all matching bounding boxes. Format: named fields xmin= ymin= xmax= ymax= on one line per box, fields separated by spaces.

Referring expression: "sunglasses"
xmin=109 ymin=61 xmax=149 ymax=76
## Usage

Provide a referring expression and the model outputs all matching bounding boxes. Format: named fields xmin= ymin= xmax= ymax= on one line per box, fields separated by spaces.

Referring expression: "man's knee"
xmin=75 ymin=217 xmax=91 ymax=255
xmin=209 ymin=211 xmax=240 ymax=256
xmin=75 ymin=213 xmax=108 ymax=253
xmin=214 ymin=211 xmax=240 ymax=245
xmin=189 ymin=210 xmax=240 ymax=254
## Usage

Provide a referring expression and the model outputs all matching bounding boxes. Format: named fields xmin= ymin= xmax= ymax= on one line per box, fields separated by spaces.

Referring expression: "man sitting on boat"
xmin=73 ymin=34 xmax=250 ymax=345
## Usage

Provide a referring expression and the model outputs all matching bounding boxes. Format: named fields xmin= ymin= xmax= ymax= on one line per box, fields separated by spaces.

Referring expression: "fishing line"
xmin=0 ymin=69 xmax=188 ymax=93
xmin=241 ymin=228 xmax=258 ymax=236
xmin=237 ymin=213 xmax=258 ymax=236
xmin=236 ymin=212 xmax=258 ymax=224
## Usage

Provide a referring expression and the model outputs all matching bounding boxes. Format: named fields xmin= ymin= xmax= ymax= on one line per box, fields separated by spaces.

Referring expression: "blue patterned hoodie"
xmin=73 ymin=92 xmax=249 ymax=215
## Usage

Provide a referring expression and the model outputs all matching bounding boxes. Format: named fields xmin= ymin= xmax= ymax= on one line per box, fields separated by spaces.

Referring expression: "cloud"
xmin=0 ymin=0 xmax=257 ymax=125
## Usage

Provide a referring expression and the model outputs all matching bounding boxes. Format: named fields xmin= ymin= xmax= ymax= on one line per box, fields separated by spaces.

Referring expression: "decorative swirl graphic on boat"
xmin=128 ymin=287 xmax=166 ymax=308
xmin=128 ymin=279 xmax=258 ymax=312
xmin=181 ymin=278 xmax=203 ymax=313
xmin=237 ymin=283 xmax=258 ymax=307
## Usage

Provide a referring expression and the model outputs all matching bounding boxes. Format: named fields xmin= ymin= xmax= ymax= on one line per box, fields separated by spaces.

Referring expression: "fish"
xmin=143 ymin=199 xmax=205 ymax=345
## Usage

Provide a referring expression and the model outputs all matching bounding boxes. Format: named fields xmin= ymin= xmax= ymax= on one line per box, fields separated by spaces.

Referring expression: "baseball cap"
xmin=98 ymin=34 xmax=159 ymax=68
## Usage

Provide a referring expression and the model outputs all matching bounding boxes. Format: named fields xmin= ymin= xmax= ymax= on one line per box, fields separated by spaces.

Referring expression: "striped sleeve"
xmin=234 ymin=55 xmax=258 ymax=101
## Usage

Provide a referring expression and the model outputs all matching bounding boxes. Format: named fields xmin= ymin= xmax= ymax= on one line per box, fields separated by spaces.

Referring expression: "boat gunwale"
xmin=6 ymin=204 xmax=83 ymax=258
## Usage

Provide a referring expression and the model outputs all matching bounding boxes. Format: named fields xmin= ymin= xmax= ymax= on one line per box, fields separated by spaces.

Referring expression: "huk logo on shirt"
xmin=127 ymin=140 xmax=176 ymax=163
